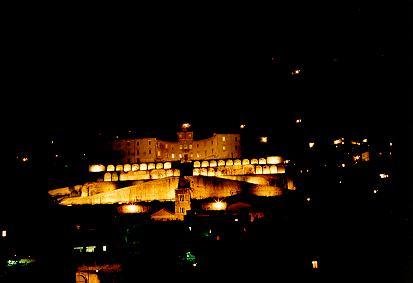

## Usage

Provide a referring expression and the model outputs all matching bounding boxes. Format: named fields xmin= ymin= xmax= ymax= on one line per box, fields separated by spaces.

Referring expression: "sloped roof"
xmin=151 ymin=208 xmax=176 ymax=219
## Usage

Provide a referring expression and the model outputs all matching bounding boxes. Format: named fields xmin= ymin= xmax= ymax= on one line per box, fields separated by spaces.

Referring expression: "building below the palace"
xmin=113 ymin=123 xmax=240 ymax=163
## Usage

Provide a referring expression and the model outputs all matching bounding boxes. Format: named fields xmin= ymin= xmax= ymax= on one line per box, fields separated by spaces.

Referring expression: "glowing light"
xmin=22 ymin=157 xmax=29 ymax=162
xmin=102 ymin=245 xmax=107 ymax=252
xmin=308 ymin=142 xmax=315 ymax=148
xmin=55 ymin=154 xmax=59 ymax=158
xmin=312 ymin=260 xmax=319 ymax=270
xmin=96 ymin=269 xmax=99 ymax=273
xmin=2 ymin=230 xmax=6 ymax=237
xmin=240 ymin=124 xmax=246 ymax=129
xmin=333 ymin=138 xmax=343 ymax=145
xmin=373 ymin=189 xmax=378 ymax=194
xmin=118 ymin=204 xmax=144 ymax=214
xmin=363 ymin=138 xmax=368 ymax=143
xmin=389 ymin=142 xmax=392 ymax=146
xmin=341 ymin=163 xmax=346 ymax=168
xmin=296 ymin=118 xmax=302 ymax=124
xmin=260 ymin=136 xmax=268 ymax=143
xmin=379 ymin=173 xmax=389 ymax=179
xmin=234 ymin=218 xmax=239 ymax=222
xmin=85 ymin=246 xmax=96 ymax=253
xmin=188 ymin=226 xmax=192 ymax=232
xmin=182 ymin=123 xmax=191 ymax=129
xmin=353 ymin=155 xmax=360 ymax=161
xmin=351 ymin=141 xmax=361 ymax=145
xmin=193 ymin=263 xmax=197 ymax=267
xmin=292 ymin=68 xmax=302 ymax=75
xmin=306 ymin=197 xmax=311 ymax=202
xmin=211 ymin=200 xmax=227 ymax=210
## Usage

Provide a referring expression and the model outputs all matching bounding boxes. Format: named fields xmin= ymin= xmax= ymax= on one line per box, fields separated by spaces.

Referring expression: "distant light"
xmin=102 ymin=245 xmax=107 ymax=252
xmin=353 ymin=155 xmax=360 ymax=161
xmin=51 ymin=140 xmax=54 ymax=144
xmin=373 ymin=189 xmax=378 ymax=194
xmin=292 ymin=68 xmax=302 ymax=76
xmin=295 ymin=118 xmax=302 ymax=124
xmin=260 ymin=136 xmax=268 ymax=143
xmin=209 ymin=229 xmax=212 ymax=234
xmin=1 ymin=230 xmax=6 ymax=237
xmin=284 ymin=159 xmax=290 ymax=164
xmin=312 ymin=260 xmax=319 ymax=270
xmin=188 ymin=226 xmax=192 ymax=232
xmin=389 ymin=142 xmax=392 ymax=146
xmin=118 ymin=204 xmax=144 ymax=214
xmin=85 ymin=246 xmax=96 ymax=253
xmin=363 ymin=138 xmax=368 ymax=143
xmin=306 ymin=197 xmax=311 ymax=202
xmin=379 ymin=173 xmax=389 ymax=179
xmin=96 ymin=269 xmax=99 ymax=273
xmin=193 ymin=263 xmax=197 ymax=267
xmin=308 ymin=142 xmax=315 ymax=149
xmin=341 ymin=163 xmax=346 ymax=168
xmin=351 ymin=141 xmax=361 ymax=145
xmin=55 ymin=154 xmax=59 ymax=158
xmin=115 ymin=136 xmax=119 ymax=139
xmin=22 ymin=157 xmax=29 ymax=162
xmin=240 ymin=124 xmax=246 ymax=129
xmin=234 ymin=218 xmax=239 ymax=222
xmin=333 ymin=138 xmax=343 ymax=145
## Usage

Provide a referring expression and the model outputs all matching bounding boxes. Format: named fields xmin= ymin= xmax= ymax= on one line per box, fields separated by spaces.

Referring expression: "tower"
xmin=175 ymin=177 xmax=191 ymax=220
xmin=177 ymin=123 xmax=193 ymax=162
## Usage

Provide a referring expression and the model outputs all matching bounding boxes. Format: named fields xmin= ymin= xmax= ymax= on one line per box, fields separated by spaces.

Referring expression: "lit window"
xmin=180 ymin=207 xmax=185 ymax=213
xmin=157 ymin=151 xmax=161 ymax=157
xmin=260 ymin=136 xmax=268 ymax=143
xmin=308 ymin=142 xmax=315 ymax=148
xmin=189 ymin=144 xmax=192 ymax=149
xmin=102 ymin=245 xmax=107 ymax=252
xmin=182 ymin=123 xmax=191 ymax=129
xmin=73 ymin=246 xmax=83 ymax=252
xmin=312 ymin=260 xmax=319 ymax=270
xmin=363 ymin=138 xmax=368 ymax=143
xmin=179 ymin=195 xmax=185 ymax=201
xmin=85 ymin=246 xmax=96 ymax=253
xmin=180 ymin=145 xmax=183 ymax=150
xmin=172 ymin=154 xmax=175 ymax=159
xmin=179 ymin=154 xmax=182 ymax=158
xmin=1 ymin=230 xmax=6 ymax=237
xmin=379 ymin=173 xmax=389 ymax=179
xmin=295 ymin=118 xmax=302 ymax=124
xmin=196 ymin=153 xmax=200 ymax=158
xmin=222 ymin=136 xmax=226 ymax=142
xmin=341 ymin=163 xmax=346 ymax=168
xmin=165 ymin=144 xmax=168 ymax=149
xmin=222 ymin=146 xmax=226 ymax=151
xmin=22 ymin=157 xmax=29 ymax=162
xmin=333 ymin=138 xmax=343 ymax=145
xmin=240 ymin=124 xmax=246 ymax=129
xmin=184 ymin=145 xmax=187 ymax=149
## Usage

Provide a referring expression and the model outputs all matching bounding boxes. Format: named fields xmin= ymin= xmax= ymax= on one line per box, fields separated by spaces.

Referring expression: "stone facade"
xmin=112 ymin=124 xmax=240 ymax=163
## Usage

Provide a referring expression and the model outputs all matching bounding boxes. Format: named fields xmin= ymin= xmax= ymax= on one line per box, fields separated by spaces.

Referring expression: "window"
xmin=148 ymin=140 xmax=151 ymax=145
xmin=212 ymin=149 xmax=214 ymax=153
xmin=136 ymin=150 xmax=139 ymax=155
xmin=184 ymin=145 xmax=187 ymax=149
xmin=222 ymin=136 xmax=226 ymax=142
xmin=312 ymin=260 xmax=319 ymax=270
xmin=180 ymin=208 xmax=185 ymax=213
xmin=172 ymin=153 xmax=175 ymax=159
xmin=197 ymin=153 xmax=200 ymax=158
xmin=179 ymin=154 xmax=182 ymax=158
xmin=223 ymin=146 xmax=226 ymax=151
xmin=149 ymin=150 xmax=151 ymax=154
xmin=85 ymin=246 xmax=96 ymax=253
xmin=235 ymin=146 xmax=238 ymax=150
xmin=157 ymin=151 xmax=161 ymax=157
xmin=211 ymin=141 xmax=213 ymax=145
xmin=136 ymin=141 xmax=140 ymax=146
xmin=180 ymin=145 xmax=183 ymax=150
xmin=197 ymin=144 xmax=199 ymax=148
xmin=179 ymin=194 xmax=185 ymax=201
xmin=1 ymin=230 xmax=6 ymax=237
xmin=102 ymin=245 xmax=107 ymax=252
xmin=235 ymin=137 xmax=238 ymax=141
xmin=165 ymin=144 xmax=168 ymax=149
xmin=189 ymin=144 xmax=192 ymax=149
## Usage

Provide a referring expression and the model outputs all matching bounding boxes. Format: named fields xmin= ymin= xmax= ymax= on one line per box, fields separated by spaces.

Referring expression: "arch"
xmin=208 ymin=168 xmax=215 ymax=176
xmin=156 ymin=163 xmax=163 ymax=169
xmin=89 ymin=164 xmax=105 ymax=173
xmin=251 ymin=159 xmax=258 ymax=165
xmin=201 ymin=161 xmax=209 ymax=167
xmin=255 ymin=165 xmax=263 ymax=174
xmin=277 ymin=165 xmax=286 ymax=173
xmin=132 ymin=164 xmax=139 ymax=171
xmin=259 ymin=158 xmax=267 ymax=165
xmin=140 ymin=163 xmax=147 ymax=171
xmin=193 ymin=168 xmax=200 ymax=176
xmin=267 ymin=156 xmax=282 ymax=165
xmin=166 ymin=169 xmax=174 ymax=177
xmin=173 ymin=169 xmax=180 ymax=176
xmin=209 ymin=160 xmax=217 ymax=167
xmin=124 ymin=164 xmax=131 ymax=172
xmin=164 ymin=162 xmax=172 ymax=169
xmin=194 ymin=161 xmax=201 ymax=168
xmin=242 ymin=159 xmax=250 ymax=165
xmin=200 ymin=168 xmax=208 ymax=176
xmin=270 ymin=165 xmax=278 ymax=174
xmin=112 ymin=172 xmax=119 ymax=181
xmin=226 ymin=160 xmax=234 ymax=166
xmin=148 ymin=163 xmax=155 ymax=170
xmin=262 ymin=165 xmax=270 ymax=174
xmin=115 ymin=165 xmax=123 ymax=171
xmin=104 ymin=172 xmax=112 ymax=181
xmin=107 ymin=164 xmax=115 ymax=172
xmin=234 ymin=159 xmax=242 ymax=166
xmin=218 ymin=160 xmax=225 ymax=166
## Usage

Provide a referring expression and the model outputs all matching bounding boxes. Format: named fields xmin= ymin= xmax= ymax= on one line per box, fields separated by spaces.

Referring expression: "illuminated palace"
xmin=49 ymin=123 xmax=295 ymax=220
xmin=113 ymin=123 xmax=241 ymax=163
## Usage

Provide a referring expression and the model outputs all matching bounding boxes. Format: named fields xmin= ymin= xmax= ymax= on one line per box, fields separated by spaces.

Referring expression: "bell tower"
xmin=175 ymin=177 xmax=191 ymax=220
xmin=177 ymin=123 xmax=193 ymax=162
